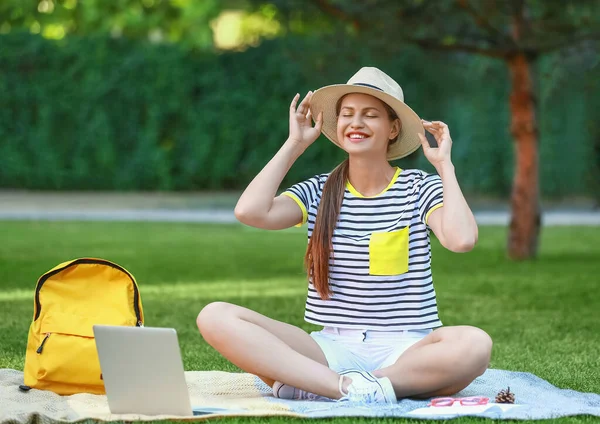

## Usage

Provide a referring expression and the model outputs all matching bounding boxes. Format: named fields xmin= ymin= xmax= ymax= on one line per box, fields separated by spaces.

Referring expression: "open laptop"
xmin=93 ymin=325 xmax=242 ymax=416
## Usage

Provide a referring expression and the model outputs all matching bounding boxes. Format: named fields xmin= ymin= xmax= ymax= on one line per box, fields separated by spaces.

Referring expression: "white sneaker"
xmin=272 ymin=381 xmax=332 ymax=401
xmin=339 ymin=369 xmax=397 ymax=405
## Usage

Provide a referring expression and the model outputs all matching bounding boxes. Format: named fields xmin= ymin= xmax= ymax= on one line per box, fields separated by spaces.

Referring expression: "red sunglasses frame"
xmin=429 ymin=396 xmax=490 ymax=407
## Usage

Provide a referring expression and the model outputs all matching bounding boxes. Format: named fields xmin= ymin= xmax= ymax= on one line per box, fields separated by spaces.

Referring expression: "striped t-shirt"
xmin=282 ymin=167 xmax=444 ymax=331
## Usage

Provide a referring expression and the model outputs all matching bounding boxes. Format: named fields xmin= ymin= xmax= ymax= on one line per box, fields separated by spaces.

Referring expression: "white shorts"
xmin=310 ymin=327 xmax=432 ymax=373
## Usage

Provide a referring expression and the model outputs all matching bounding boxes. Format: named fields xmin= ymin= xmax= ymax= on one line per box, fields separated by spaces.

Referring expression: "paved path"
xmin=0 ymin=192 xmax=598 ymax=226
xmin=0 ymin=209 xmax=598 ymax=226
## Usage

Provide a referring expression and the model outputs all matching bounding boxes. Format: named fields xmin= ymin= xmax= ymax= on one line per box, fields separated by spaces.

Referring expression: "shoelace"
xmin=337 ymin=374 xmax=389 ymax=405
xmin=349 ymin=385 xmax=379 ymax=403
xmin=337 ymin=382 xmax=381 ymax=405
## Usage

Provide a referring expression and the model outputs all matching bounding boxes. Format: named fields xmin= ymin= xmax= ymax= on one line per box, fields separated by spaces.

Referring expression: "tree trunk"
xmin=507 ymin=52 xmax=541 ymax=260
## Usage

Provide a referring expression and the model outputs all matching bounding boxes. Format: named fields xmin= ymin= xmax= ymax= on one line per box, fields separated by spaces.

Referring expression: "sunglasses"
xmin=429 ymin=396 xmax=489 ymax=407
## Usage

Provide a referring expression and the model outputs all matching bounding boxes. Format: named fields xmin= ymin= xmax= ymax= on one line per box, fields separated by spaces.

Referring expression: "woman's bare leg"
xmin=373 ymin=326 xmax=492 ymax=399
xmin=197 ymin=301 xmax=342 ymax=399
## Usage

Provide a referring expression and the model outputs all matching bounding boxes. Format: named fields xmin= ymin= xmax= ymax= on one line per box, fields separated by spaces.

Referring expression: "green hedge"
xmin=0 ymin=31 xmax=598 ymax=197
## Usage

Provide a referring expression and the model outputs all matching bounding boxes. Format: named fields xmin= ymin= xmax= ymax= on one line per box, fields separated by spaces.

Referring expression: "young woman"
xmin=197 ymin=67 xmax=492 ymax=404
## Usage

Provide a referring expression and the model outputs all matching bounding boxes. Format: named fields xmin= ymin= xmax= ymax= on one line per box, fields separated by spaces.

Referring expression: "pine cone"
xmin=495 ymin=386 xmax=515 ymax=404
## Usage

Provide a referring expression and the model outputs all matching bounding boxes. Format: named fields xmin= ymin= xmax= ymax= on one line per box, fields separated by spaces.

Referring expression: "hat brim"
xmin=309 ymin=84 xmax=424 ymax=160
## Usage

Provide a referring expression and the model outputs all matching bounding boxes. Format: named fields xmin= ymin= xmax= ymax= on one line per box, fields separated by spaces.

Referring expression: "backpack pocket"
xmin=35 ymin=312 xmax=135 ymax=388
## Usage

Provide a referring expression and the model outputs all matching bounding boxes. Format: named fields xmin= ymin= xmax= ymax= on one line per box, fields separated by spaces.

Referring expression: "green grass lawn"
xmin=1 ymin=221 xmax=599 ymax=424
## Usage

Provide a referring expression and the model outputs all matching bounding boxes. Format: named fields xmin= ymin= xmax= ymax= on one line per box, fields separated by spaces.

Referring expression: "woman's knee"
xmin=439 ymin=326 xmax=493 ymax=373
xmin=196 ymin=301 xmax=238 ymax=339
xmin=459 ymin=326 xmax=493 ymax=373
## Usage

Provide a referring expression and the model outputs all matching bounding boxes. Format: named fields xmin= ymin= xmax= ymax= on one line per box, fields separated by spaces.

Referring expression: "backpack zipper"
xmin=34 ymin=259 xmax=143 ymax=324
xmin=36 ymin=333 xmax=51 ymax=353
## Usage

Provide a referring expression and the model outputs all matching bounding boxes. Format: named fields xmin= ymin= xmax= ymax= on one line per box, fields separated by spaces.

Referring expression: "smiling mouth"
xmin=346 ymin=133 xmax=370 ymax=142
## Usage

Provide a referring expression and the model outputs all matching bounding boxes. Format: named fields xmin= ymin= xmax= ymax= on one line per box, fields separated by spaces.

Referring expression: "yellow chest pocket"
xmin=369 ymin=227 xmax=409 ymax=275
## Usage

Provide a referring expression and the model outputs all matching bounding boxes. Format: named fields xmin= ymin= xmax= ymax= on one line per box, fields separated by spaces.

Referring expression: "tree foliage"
xmin=0 ymin=0 xmax=223 ymax=49
xmin=258 ymin=0 xmax=600 ymax=58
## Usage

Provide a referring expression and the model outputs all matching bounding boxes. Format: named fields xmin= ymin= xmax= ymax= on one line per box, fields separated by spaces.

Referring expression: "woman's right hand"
xmin=288 ymin=91 xmax=323 ymax=150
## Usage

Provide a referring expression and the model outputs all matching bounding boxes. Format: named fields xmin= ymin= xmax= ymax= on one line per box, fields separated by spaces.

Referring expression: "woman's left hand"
xmin=418 ymin=120 xmax=453 ymax=169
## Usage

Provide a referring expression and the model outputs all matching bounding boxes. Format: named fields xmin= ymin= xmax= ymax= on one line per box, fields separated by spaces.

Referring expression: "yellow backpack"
xmin=23 ymin=258 xmax=144 ymax=395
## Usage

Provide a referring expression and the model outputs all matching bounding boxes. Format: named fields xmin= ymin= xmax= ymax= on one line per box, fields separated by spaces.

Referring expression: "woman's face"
xmin=336 ymin=93 xmax=400 ymax=158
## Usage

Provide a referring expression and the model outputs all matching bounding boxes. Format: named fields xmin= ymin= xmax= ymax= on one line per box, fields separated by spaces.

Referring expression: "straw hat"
xmin=310 ymin=67 xmax=425 ymax=160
